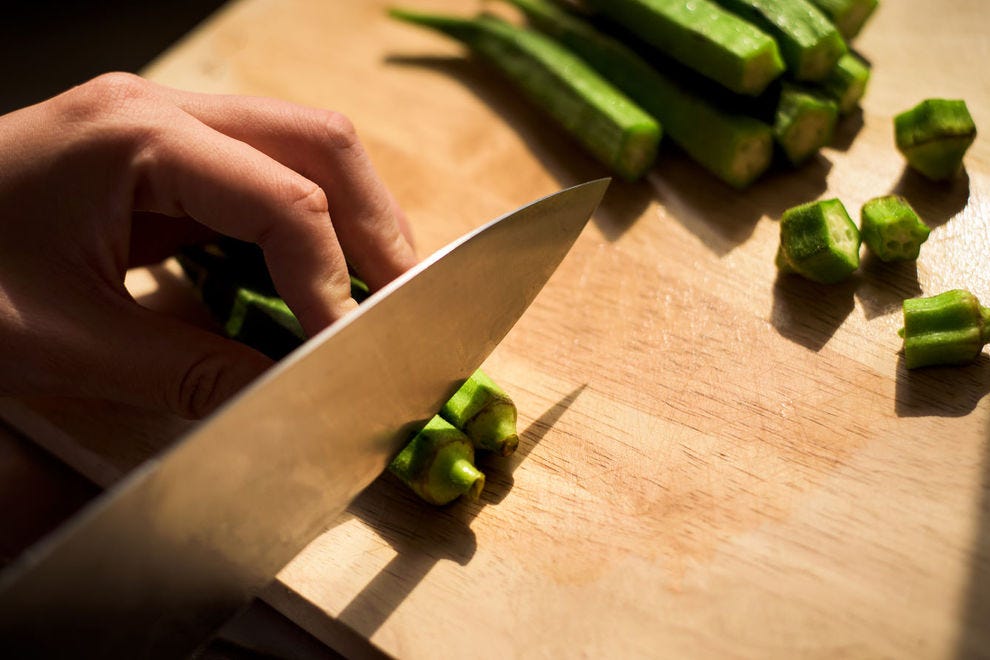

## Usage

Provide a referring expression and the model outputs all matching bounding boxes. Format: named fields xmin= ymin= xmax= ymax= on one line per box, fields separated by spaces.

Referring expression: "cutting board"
xmin=2 ymin=0 xmax=988 ymax=657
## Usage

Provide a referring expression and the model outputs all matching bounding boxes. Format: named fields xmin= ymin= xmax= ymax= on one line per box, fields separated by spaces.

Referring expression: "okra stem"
xmin=389 ymin=8 xmax=661 ymax=181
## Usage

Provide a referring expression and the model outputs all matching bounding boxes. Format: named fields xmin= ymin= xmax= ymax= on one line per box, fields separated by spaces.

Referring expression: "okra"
xmin=440 ymin=369 xmax=519 ymax=456
xmin=774 ymin=84 xmax=839 ymax=164
xmin=389 ymin=8 xmax=661 ymax=181
xmin=712 ymin=0 xmax=847 ymax=82
xmin=506 ymin=0 xmax=773 ymax=187
xmin=181 ymin=240 xmax=520 ymax=445
xmin=776 ymin=198 xmax=860 ymax=284
xmin=899 ymin=290 xmax=990 ymax=369
xmin=859 ymin=195 xmax=930 ymax=262
xmin=578 ymin=0 xmax=785 ymax=96
xmin=807 ymin=0 xmax=878 ymax=40
xmin=388 ymin=416 xmax=486 ymax=505
xmin=895 ymin=99 xmax=977 ymax=181
xmin=818 ymin=52 xmax=870 ymax=115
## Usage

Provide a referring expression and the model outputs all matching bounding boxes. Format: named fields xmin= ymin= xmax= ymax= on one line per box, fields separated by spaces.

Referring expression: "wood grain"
xmin=4 ymin=0 xmax=989 ymax=657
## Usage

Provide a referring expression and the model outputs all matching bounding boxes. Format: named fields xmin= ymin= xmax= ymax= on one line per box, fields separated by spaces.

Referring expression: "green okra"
xmin=774 ymin=84 xmax=839 ymax=164
xmin=389 ymin=8 xmax=661 ymax=181
xmin=441 ymin=369 xmax=519 ymax=456
xmin=818 ymin=52 xmax=870 ymax=115
xmin=578 ymin=0 xmax=785 ymax=96
xmin=711 ymin=0 xmax=847 ymax=82
xmin=807 ymin=0 xmax=878 ymax=40
xmin=895 ymin=99 xmax=977 ymax=181
xmin=178 ymin=238 xmax=519 ymax=505
xmin=505 ymin=0 xmax=773 ymax=188
xmin=388 ymin=416 xmax=486 ymax=505
xmin=776 ymin=198 xmax=860 ymax=284
xmin=859 ymin=195 xmax=930 ymax=262
xmin=899 ymin=290 xmax=990 ymax=369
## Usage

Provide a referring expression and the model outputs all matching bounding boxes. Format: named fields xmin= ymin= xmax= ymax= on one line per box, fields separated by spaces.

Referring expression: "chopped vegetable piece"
xmin=389 ymin=8 xmax=661 ymax=181
xmin=388 ymin=416 xmax=486 ymax=505
xmin=807 ymin=0 xmax=878 ymax=40
xmin=711 ymin=0 xmax=847 ymax=81
xmin=900 ymin=290 xmax=990 ymax=369
xmin=441 ymin=370 xmax=519 ymax=456
xmin=895 ymin=99 xmax=977 ymax=181
xmin=819 ymin=52 xmax=870 ymax=115
xmin=777 ymin=198 xmax=860 ymax=283
xmin=859 ymin=195 xmax=930 ymax=262
xmin=578 ymin=0 xmax=785 ymax=96
xmin=774 ymin=84 xmax=839 ymax=164
xmin=506 ymin=0 xmax=773 ymax=187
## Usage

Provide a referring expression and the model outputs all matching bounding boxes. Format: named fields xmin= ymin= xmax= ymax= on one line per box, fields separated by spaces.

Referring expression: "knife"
xmin=0 ymin=178 xmax=609 ymax=657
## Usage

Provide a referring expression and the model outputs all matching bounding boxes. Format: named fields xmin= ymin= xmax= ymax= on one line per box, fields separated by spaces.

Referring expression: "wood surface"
xmin=3 ymin=0 xmax=989 ymax=657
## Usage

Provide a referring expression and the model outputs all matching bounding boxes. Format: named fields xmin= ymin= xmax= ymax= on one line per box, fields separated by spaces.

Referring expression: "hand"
xmin=0 ymin=73 xmax=417 ymax=418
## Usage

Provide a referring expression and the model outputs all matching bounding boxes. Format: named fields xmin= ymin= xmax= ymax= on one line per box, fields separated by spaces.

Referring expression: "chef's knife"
xmin=0 ymin=178 xmax=609 ymax=657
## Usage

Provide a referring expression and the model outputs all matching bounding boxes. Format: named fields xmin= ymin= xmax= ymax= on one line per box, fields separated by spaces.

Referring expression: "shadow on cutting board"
xmin=894 ymin=355 xmax=990 ymax=418
xmin=891 ymin=167 xmax=971 ymax=228
xmin=384 ymin=54 xmax=653 ymax=240
xmin=957 ymin=418 xmax=990 ymax=658
xmin=334 ymin=384 xmax=586 ymax=640
xmin=769 ymin=273 xmax=859 ymax=352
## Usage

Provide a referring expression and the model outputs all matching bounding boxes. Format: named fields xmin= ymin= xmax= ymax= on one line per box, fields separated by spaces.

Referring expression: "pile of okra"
xmin=390 ymin=0 xmax=877 ymax=188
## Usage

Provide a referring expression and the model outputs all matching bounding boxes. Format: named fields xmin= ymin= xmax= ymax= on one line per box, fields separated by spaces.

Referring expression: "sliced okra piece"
xmin=900 ymin=290 xmax=990 ymax=369
xmin=895 ymin=99 xmax=977 ymax=181
xmin=859 ymin=195 xmax=930 ymax=262
xmin=777 ymin=198 xmax=860 ymax=283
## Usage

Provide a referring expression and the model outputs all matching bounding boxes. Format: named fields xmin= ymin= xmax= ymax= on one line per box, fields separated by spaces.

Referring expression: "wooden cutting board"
xmin=3 ymin=0 xmax=988 ymax=657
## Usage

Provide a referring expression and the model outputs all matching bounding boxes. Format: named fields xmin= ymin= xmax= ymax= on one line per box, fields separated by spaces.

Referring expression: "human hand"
xmin=0 ymin=73 xmax=417 ymax=418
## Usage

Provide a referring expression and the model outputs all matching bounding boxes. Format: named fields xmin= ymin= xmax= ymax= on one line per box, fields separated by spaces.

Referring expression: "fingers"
xmin=154 ymin=87 xmax=419 ymax=290
xmin=129 ymin=105 xmax=357 ymax=334
xmin=0 ymin=284 xmax=272 ymax=420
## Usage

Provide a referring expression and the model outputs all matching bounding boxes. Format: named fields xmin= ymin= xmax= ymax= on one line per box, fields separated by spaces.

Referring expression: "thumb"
xmin=86 ymin=302 xmax=274 ymax=419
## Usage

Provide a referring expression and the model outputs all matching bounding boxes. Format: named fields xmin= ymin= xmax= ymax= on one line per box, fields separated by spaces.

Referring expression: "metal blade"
xmin=0 ymin=178 xmax=609 ymax=657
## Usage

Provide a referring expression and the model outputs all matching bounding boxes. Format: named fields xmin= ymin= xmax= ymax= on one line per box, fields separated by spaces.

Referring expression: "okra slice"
xmin=777 ymin=198 xmax=860 ymax=283
xmin=389 ymin=8 xmax=660 ymax=181
xmin=441 ymin=370 xmax=519 ymax=456
xmin=900 ymin=290 xmax=990 ymax=369
xmin=388 ymin=416 xmax=486 ymax=505
xmin=507 ymin=0 xmax=772 ymax=187
xmin=712 ymin=0 xmax=847 ymax=82
xmin=807 ymin=0 xmax=878 ymax=40
xmin=859 ymin=195 xmax=930 ymax=262
xmin=774 ymin=84 xmax=839 ymax=164
xmin=895 ymin=99 xmax=977 ymax=181
xmin=818 ymin=52 xmax=870 ymax=115
xmin=580 ymin=0 xmax=785 ymax=96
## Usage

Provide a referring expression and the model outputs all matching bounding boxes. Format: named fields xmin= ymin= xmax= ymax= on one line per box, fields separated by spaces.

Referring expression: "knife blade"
xmin=0 ymin=178 xmax=609 ymax=657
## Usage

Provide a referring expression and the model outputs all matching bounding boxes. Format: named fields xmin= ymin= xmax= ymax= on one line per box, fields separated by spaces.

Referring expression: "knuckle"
xmin=287 ymin=179 xmax=330 ymax=217
xmin=61 ymin=72 xmax=152 ymax=119
xmin=170 ymin=353 xmax=230 ymax=419
xmin=314 ymin=109 xmax=359 ymax=151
